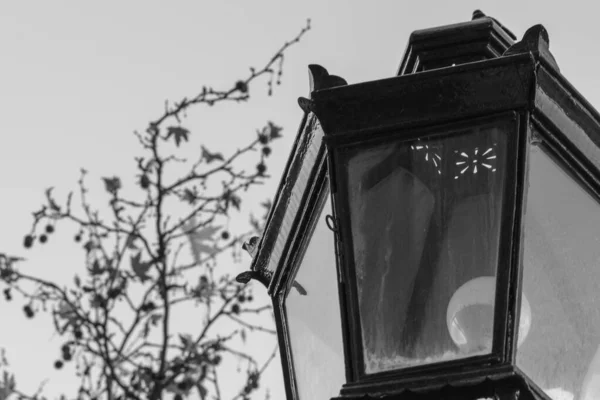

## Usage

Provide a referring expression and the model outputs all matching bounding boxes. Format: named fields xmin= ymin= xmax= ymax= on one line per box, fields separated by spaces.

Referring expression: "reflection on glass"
xmin=517 ymin=147 xmax=600 ymax=400
xmin=285 ymin=197 xmax=345 ymax=399
xmin=341 ymin=120 xmax=512 ymax=373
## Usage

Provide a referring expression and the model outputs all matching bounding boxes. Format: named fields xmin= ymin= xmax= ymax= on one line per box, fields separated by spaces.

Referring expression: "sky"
xmin=2 ymin=1 xmax=600 ymax=399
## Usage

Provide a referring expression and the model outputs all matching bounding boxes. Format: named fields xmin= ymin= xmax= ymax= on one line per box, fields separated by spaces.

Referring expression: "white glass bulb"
xmin=446 ymin=276 xmax=531 ymax=353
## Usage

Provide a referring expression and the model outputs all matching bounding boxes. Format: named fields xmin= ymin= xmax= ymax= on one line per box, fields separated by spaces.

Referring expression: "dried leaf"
xmin=193 ymin=225 xmax=221 ymax=241
xmin=130 ymin=253 xmax=151 ymax=282
xmin=125 ymin=235 xmax=137 ymax=250
xmin=179 ymin=334 xmax=195 ymax=352
xmin=267 ymin=121 xmax=283 ymax=139
xmin=102 ymin=177 xmax=121 ymax=195
xmin=45 ymin=187 xmax=61 ymax=212
xmin=166 ymin=126 xmax=190 ymax=147
xmin=149 ymin=313 xmax=162 ymax=326
xmin=181 ymin=219 xmax=220 ymax=264
xmin=230 ymin=194 xmax=242 ymax=211
xmin=183 ymin=188 xmax=196 ymax=204
xmin=190 ymin=242 xmax=216 ymax=256
xmin=83 ymin=240 xmax=96 ymax=253
xmin=223 ymin=191 xmax=242 ymax=211
xmin=201 ymin=146 xmax=224 ymax=163
xmin=56 ymin=301 xmax=77 ymax=323
xmin=0 ymin=371 xmax=15 ymax=400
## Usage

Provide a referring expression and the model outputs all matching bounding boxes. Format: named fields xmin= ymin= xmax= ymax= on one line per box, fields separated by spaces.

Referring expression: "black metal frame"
xmin=397 ymin=11 xmax=515 ymax=75
xmin=310 ymin=54 xmax=534 ymax=142
xmin=267 ymin=113 xmax=328 ymax=294
xmin=248 ymin=14 xmax=600 ymax=400
xmin=325 ymin=108 xmax=528 ymax=395
xmin=305 ymin=21 xmax=600 ymax=400
xmin=330 ymin=113 xmax=523 ymax=381
xmin=271 ymin=128 xmax=349 ymax=400
xmin=505 ymin=114 xmax=600 ymax=400
xmin=305 ymin=47 xmax=536 ymax=395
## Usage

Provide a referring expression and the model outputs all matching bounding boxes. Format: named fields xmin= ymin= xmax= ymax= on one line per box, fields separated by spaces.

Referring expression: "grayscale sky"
xmin=1 ymin=1 xmax=599 ymax=399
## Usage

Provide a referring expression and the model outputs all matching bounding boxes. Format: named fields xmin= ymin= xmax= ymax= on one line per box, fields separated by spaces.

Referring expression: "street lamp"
xmin=238 ymin=10 xmax=600 ymax=400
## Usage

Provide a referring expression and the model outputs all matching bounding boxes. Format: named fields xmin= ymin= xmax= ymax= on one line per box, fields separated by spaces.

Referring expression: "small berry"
xmin=221 ymin=231 xmax=230 ymax=240
xmin=23 ymin=235 xmax=34 ymax=249
xmin=256 ymin=163 xmax=266 ymax=175
xmin=212 ymin=355 xmax=222 ymax=365
xmin=74 ymin=235 xmax=82 ymax=243
xmin=45 ymin=224 xmax=55 ymax=234
xmin=231 ymin=304 xmax=240 ymax=314
xmin=3 ymin=288 xmax=11 ymax=301
xmin=141 ymin=301 xmax=156 ymax=312
xmin=258 ymin=134 xmax=269 ymax=145
xmin=54 ymin=360 xmax=63 ymax=369
xmin=235 ymin=80 xmax=248 ymax=94
xmin=174 ymin=394 xmax=183 ymax=400
xmin=247 ymin=295 xmax=253 ymax=302
xmin=23 ymin=305 xmax=34 ymax=318
xmin=177 ymin=379 xmax=194 ymax=391
xmin=262 ymin=146 xmax=271 ymax=157
xmin=90 ymin=294 xmax=106 ymax=309
xmin=238 ymin=294 xmax=246 ymax=303
xmin=73 ymin=328 xmax=83 ymax=340
xmin=39 ymin=234 xmax=48 ymax=244
xmin=107 ymin=287 xmax=121 ymax=299
xmin=139 ymin=174 xmax=150 ymax=189
xmin=0 ymin=269 xmax=12 ymax=280
xmin=62 ymin=351 xmax=72 ymax=362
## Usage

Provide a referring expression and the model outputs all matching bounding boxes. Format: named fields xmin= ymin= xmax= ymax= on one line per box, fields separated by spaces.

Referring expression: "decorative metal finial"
xmin=235 ymin=268 xmax=306 ymax=295
xmin=235 ymin=269 xmax=273 ymax=288
xmin=297 ymin=97 xmax=314 ymax=113
xmin=234 ymin=236 xmax=275 ymax=289
xmin=472 ymin=9 xmax=486 ymax=20
xmin=307 ymin=64 xmax=347 ymax=93
xmin=471 ymin=9 xmax=517 ymax=40
xmin=241 ymin=236 xmax=260 ymax=258
xmin=297 ymin=65 xmax=347 ymax=113
xmin=504 ymin=24 xmax=559 ymax=71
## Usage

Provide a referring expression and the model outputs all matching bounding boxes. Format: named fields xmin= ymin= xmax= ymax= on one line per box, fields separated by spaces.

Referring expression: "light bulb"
xmin=446 ymin=276 xmax=531 ymax=353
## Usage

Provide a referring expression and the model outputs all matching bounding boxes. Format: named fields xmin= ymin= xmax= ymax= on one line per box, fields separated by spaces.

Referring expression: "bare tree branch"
xmin=0 ymin=17 xmax=310 ymax=400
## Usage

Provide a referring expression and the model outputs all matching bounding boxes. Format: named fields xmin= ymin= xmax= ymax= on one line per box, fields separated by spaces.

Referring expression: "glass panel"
xmin=285 ymin=196 xmax=345 ymax=399
xmin=266 ymin=115 xmax=324 ymax=273
xmin=340 ymin=119 xmax=512 ymax=373
xmin=517 ymin=147 xmax=600 ymax=400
